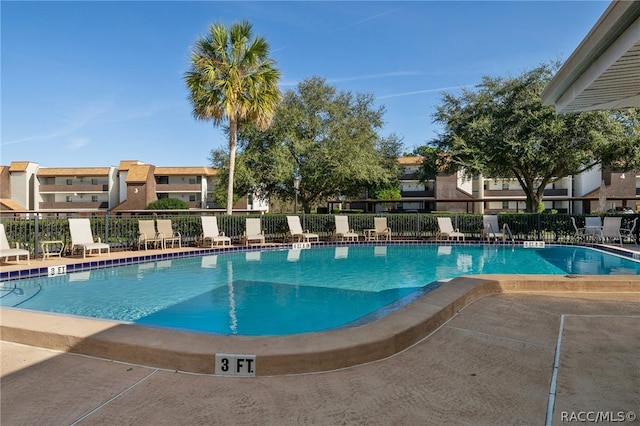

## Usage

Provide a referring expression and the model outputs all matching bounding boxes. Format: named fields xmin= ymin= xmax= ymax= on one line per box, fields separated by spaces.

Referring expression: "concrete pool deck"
xmin=1 ymin=244 xmax=639 ymax=424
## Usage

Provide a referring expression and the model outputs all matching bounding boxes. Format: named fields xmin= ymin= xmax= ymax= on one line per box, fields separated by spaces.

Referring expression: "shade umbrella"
xmin=598 ymin=180 xmax=607 ymax=212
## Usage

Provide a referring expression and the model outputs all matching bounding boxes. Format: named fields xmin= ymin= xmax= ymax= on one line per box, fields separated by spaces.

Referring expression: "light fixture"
xmin=620 ymin=173 xmax=626 ymax=179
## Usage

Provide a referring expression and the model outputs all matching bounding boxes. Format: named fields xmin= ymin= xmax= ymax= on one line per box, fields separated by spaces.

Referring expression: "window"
xmin=502 ymin=182 xmax=509 ymax=190
xmin=66 ymin=196 xmax=72 ymax=202
xmin=66 ymin=179 xmax=73 ymax=185
xmin=91 ymin=196 xmax=98 ymax=202
xmin=189 ymin=195 xmax=196 ymax=202
xmin=189 ymin=178 xmax=196 ymax=185
xmin=502 ymin=201 xmax=509 ymax=210
xmin=156 ymin=176 xmax=169 ymax=184
xmin=92 ymin=178 xmax=98 ymax=185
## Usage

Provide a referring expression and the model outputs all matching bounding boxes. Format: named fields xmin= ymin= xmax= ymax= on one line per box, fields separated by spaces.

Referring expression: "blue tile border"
xmin=1 ymin=241 xmax=638 ymax=283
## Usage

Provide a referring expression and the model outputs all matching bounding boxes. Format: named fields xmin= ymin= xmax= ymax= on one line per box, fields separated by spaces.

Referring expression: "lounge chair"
xmin=138 ymin=220 xmax=163 ymax=250
xmin=482 ymin=215 xmax=512 ymax=242
xmin=68 ymin=218 xmax=110 ymax=258
xmin=0 ymin=223 xmax=30 ymax=265
xmin=620 ymin=217 xmax=638 ymax=246
xmin=333 ymin=215 xmax=359 ymax=241
xmin=373 ymin=217 xmax=391 ymax=241
xmin=243 ymin=218 xmax=265 ymax=246
xmin=156 ymin=219 xmax=181 ymax=249
xmin=200 ymin=216 xmax=231 ymax=247
xmin=600 ymin=216 xmax=623 ymax=246
xmin=436 ymin=217 xmax=465 ymax=241
xmin=286 ymin=216 xmax=319 ymax=243
xmin=573 ymin=216 xmax=602 ymax=242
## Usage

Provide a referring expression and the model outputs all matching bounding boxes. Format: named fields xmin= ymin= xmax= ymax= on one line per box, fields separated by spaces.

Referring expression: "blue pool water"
xmin=1 ymin=245 xmax=638 ymax=336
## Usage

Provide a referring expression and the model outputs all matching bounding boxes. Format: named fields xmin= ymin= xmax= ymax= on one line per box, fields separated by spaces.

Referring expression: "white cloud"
xmin=68 ymin=138 xmax=89 ymax=151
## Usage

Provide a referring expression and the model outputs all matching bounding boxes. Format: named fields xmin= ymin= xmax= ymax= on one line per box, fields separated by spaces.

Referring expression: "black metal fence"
xmin=1 ymin=211 xmax=638 ymax=257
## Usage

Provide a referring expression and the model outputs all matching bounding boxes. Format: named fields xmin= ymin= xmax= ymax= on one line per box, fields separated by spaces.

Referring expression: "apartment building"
xmin=1 ymin=157 xmax=638 ymax=215
xmin=357 ymin=156 xmax=639 ymax=214
xmin=37 ymin=166 xmax=119 ymax=212
xmin=113 ymin=161 xmax=216 ymax=210
xmin=0 ymin=160 xmax=262 ymax=215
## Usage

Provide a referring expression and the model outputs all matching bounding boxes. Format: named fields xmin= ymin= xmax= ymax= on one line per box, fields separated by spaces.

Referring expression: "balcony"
xmin=400 ymin=173 xmax=419 ymax=180
xmin=400 ymin=190 xmax=435 ymax=198
xmin=484 ymin=188 xmax=568 ymax=197
xmin=39 ymin=184 xmax=108 ymax=193
xmin=155 ymin=184 xmax=201 ymax=192
xmin=484 ymin=189 xmax=524 ymax=197
xmin=39 ymin=202 xmax=109 ymax=210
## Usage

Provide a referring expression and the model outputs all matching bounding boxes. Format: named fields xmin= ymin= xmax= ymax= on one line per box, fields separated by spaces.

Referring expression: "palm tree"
xmin=185 ymin=21 xmax=281 ymax=215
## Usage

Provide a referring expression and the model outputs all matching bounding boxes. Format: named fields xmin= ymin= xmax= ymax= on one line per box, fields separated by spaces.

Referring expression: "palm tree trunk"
xmin=226 ymin=119 xmax=238 ymax=215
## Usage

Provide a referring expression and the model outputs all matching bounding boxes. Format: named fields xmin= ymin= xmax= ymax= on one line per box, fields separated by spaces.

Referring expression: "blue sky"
xmin=1 ymin=1 xmax=609 ymax=168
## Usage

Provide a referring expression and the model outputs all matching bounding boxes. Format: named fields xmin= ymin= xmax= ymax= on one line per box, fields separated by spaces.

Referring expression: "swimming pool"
xmin=1 ymin=245 xmax=638 ymax=336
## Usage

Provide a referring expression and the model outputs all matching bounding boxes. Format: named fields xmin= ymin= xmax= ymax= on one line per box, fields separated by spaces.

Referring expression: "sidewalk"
xmin=2 ymin=291 xmax=639 ymax=425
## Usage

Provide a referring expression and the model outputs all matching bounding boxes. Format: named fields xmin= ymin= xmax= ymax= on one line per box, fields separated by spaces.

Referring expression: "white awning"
xmin=541 ymin=1 xmax=640 ymax=113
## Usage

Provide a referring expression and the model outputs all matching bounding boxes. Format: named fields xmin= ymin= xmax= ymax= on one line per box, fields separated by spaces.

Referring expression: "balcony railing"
xmin=39 ymin=202 xmax=109 ymax=209
xmin=38 ymin=184 xmax=108 ymax=192
xmin=484 ymin=188 xmax=568 ymax=197
xmin=544 ymin=189 xmax=569 ymax=196
xmin=155 ymin=184 xmax=201 ymax=192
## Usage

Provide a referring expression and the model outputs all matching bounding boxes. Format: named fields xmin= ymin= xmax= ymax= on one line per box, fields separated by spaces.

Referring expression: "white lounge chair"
xmin=482 ymin=215 xmax=512 ymax=242
xmin=138 ymin=220 xmax=163 ymax=250
xmin=0 ymin=223 xmax=30 ymax=265
xmin=436 ymin=217 xmax=465 ymax=241
xmin=156 ymin=219 xmax=181 ymax=249
xmin=620 ymin=217 xmax=638 ymax=246
xmin=373 ymin=217 xmax=391 ymax=241
xmin=334 ymin=215 xmax=359 ymax=241
xmin=200 ymin=216 xmax=231 ymax=247
xmin=243 ymin=218 xmax=265 ymax=246
xmin=286 ymin=216 xmax=319 ymax=242
xmin=601 ymin=216 xmax=623 ymax=246
xmin=68 ymin=218 xmax=110 ymax=258
xmin=574 ymin=216 xmax=602 ymax=242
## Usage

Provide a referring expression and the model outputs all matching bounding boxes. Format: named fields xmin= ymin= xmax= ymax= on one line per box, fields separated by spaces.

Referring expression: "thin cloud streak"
xmin=376 ymin=85 xmax=474 ymax=100
xmin=328 ymin=71 xmax=424 ymax=84
xmin=342 ymin=9 xmax=400 ymax=29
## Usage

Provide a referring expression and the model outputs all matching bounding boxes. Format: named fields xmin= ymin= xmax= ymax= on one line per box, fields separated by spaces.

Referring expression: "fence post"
xmin=105 ymin=211 xmax=110 ymax=246
xmin=33 ymin=214 xmax=40 ymax=259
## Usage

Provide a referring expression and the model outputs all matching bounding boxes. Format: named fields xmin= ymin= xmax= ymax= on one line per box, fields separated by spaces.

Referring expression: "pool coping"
xmin=2 ymin=273 xmax=639 ymax=376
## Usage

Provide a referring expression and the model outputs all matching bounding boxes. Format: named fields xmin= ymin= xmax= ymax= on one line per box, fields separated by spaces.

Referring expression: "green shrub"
xmin=146 ymin=198 xmax=189 ymax=210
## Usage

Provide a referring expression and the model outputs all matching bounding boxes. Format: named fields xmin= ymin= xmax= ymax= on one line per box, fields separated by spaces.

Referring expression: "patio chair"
xmin=573 ymin=216 xmax=602 ymax=242
xmin=68 ymin=218 xmax=110 ymax=258
xmin=138 ymin=220 xmax=163 ymax=250
xmin=482 ymin=215 xmax=512 ymax=242
xmin=620 ymin=217 xmax=638 ymax=246
xmin=333 ymin=215 xmax=359 ymax=241
xmin=373 ymin=217 xmax=391 ymax=241
xmin=0 ymin=223 xmax=30 ymax=265
xmin=200 ymin=216 xmax=231 ymax=247
xmin=600 ymin=216 xmax=623 ymax=246
xmin=286 ymin=216 xmax=319 ymax=242
xmin=436 ymin=217 xmax=465 ymax=241
xmin=156 ymin=219 xmax=181 ymax=249
xmin=243 ymin=218 xmax=265 ymax=246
